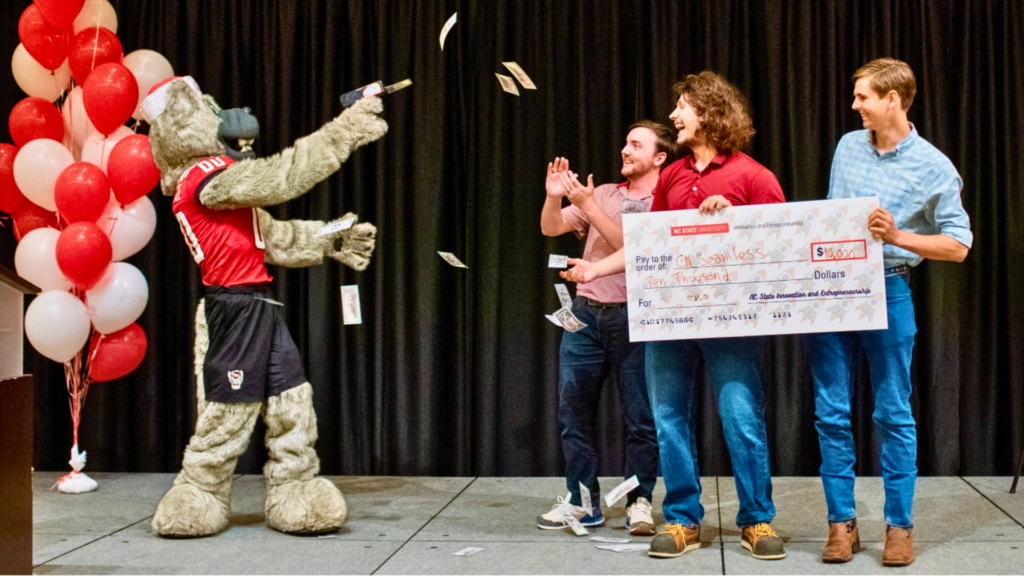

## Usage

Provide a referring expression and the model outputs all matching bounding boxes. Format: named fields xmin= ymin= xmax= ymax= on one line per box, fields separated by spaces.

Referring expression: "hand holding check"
xmin=698 ymin=195 xmax=732 ymax=214
xmin=868 ymin=206 xmax=901 ymax=244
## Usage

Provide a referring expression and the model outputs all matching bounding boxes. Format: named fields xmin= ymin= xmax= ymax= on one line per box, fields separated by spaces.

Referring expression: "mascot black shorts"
xmin=202 ymin=285 xmax=307 ymax=403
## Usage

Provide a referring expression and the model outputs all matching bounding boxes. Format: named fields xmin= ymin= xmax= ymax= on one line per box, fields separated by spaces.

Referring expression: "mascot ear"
xmin=149 ymin=79 xmax=226 ymax=196
xmin=163 ymin=80 xmax=212 ymax=120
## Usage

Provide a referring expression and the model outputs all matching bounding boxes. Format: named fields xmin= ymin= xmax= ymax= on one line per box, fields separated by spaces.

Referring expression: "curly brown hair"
xmin=673 ymin=72 xmax=755 ymax=155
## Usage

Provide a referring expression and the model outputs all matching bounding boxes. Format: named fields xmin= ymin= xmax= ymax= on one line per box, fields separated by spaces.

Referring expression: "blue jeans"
xmin=646 ymin=337 xmax=775 ymax=528
xmin=559 ymin=298 xmax=658 ymax=508
xmin=806 ymin=274 xmax=918 ymax=528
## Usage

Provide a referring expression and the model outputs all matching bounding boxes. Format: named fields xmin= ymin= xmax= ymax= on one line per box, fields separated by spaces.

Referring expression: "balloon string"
xmin=89 ymin=7 xmax=102 ymax=76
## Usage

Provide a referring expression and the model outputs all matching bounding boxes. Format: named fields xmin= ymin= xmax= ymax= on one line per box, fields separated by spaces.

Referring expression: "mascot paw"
xmin=152 ymin=483 xmax=230 ymax=538
xmin=335 ymin=97 xmax=388 ymax=150
xmin=329 ymin=221 xmax=376 ymax=271
xmin=266 ymin=477 xmax=347 ymax=535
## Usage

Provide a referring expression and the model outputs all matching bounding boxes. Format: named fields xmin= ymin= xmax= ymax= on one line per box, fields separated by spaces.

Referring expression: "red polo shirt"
xmin=651 ymin=151 xmax=785 ymax=211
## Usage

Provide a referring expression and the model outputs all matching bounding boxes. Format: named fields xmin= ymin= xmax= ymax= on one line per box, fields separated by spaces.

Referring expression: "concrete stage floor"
xmin=28 ymin=474 xmax=1024 ymax=574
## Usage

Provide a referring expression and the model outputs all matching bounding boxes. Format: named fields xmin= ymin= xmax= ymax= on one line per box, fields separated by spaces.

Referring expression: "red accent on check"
xmin=671 ymin=223 xmax=730 ymax=236
xmin=811 ymin=240 xmax=868 ymax=262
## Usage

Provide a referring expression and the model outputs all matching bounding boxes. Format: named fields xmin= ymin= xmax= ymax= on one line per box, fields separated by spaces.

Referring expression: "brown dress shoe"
xmin=822 ymin=520 xmax=862 ymax=563
xmin=883 ymin=526 xmax=915 ymax=566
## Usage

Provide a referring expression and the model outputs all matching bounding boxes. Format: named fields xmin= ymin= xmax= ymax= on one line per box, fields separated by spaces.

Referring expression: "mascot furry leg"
xmin=143 ymin=77 xmax=385 ymax=537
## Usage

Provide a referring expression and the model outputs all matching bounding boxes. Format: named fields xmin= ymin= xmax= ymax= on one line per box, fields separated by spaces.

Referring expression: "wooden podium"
xmin=0 ymin=265 xmax=38 ymax=575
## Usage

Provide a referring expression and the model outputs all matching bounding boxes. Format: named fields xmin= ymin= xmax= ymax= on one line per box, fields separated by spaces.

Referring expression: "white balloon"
xmin=81 ymin=126 xmax=135 ymax=170
xmin=123 ymin=50 xmax=174 ymax=121
xmin=72 ymin=0 xmax=118 ymax=35
xmin=11 ymin=44 xmax=72 ymax=102
xmin=13 ymin=139 xmax=75 ymax=211
xmin=14 ymin=228 xmax=72 ymax=292
xmin=86 ymin=262 xmax=148 ymax=334
xmin=25 ymin=291 xmax=91 ymax=363
xmin=62 ymin=86 xmax=96 ymax=148
xmin=97 ymin=196 xmax=156 ymax=261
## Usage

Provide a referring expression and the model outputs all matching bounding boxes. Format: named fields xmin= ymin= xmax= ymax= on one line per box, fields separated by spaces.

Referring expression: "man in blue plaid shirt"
xmin=808 ymin=58 xmax=972 ymax=567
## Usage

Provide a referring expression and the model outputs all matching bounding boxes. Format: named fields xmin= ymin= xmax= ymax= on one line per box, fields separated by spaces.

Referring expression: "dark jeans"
xmin=646 ymin=337 xmax=775 ymax=528
xmin=806 ymin=273 xmax=918 ymax=528
xmin=559 ymin=297 xmax=658 ymax=508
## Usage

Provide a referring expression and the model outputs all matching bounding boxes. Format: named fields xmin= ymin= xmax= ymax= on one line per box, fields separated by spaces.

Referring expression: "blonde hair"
xmin=853 ymin=58 xmax=917 ymax=111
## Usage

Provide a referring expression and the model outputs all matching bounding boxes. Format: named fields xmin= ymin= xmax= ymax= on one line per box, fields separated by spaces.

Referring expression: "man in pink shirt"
xmin=536 ymin=121 xmax=677 ymax=535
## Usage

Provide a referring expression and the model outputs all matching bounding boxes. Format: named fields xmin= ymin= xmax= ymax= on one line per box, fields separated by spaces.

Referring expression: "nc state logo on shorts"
xmin=227 ymin=370 xmax=244 ymax=390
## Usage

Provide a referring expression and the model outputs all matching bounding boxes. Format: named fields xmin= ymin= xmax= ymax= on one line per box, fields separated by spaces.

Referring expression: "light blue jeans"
xmin=806 ymin=274 xmax=918 ymax=528
xmin=646 ymin=337 xmax=775 ymax=528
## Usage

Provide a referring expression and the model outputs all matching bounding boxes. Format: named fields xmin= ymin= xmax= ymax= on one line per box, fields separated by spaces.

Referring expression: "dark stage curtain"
xmin=1 ymin=0 xmax=1021 ymax=478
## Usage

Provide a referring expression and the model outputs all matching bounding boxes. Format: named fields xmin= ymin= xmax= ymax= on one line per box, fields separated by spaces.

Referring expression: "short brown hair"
xmin=673 ymin=71 xmax=755 ymax=155
xmin=853 ymin=58 xmax=917 ymax=110
xmin=627 ymin=120 xmax=679 ymax=164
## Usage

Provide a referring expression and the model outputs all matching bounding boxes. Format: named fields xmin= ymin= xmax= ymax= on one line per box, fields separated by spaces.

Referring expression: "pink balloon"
xmin=82 ymin=63 xmax=137 ymax=135
xmin=25 ymin=291 xmax=91 ymax=363
xmin=11 ymin=43 xmax=72 ymax=102
xmin=123 ymin=50 xmax=174 ymax=121
xmin=13 ymin=139 xmax=74 ymax=211
xmin=62 ymin=86 xmax=96 ymax=148
xmin=80 ymin=124 xmax=132 ymax=169
xmin=96 ymin=195 xmax=155 ymax=261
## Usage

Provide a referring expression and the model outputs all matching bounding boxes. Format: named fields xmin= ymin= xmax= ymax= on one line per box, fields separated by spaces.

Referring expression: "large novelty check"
xmin=622 ymin=198 xmax=888 ymax=341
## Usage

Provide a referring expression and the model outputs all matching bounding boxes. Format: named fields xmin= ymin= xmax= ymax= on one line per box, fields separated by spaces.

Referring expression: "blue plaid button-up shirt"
xmin=828 ymin=126 xmax=973 ymax=267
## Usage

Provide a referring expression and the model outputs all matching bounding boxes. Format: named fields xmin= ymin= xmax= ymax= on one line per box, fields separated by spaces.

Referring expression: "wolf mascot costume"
xmin=141 ymin=77 xmax=386 ymax=537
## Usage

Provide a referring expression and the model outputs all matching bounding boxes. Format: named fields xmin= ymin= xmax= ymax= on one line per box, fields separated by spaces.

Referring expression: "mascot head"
xmin=141 ymin=77 xmax=260 ymax=195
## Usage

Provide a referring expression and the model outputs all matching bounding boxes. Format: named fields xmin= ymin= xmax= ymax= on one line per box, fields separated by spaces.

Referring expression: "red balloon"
xmin=11 ymin=202 xmax=58 ymax=241
xmin=88 ymin=323 xmax=147 ymax=382
xmin=83 ymin=63 xmax=138 ymax=136
xmin=0 ymin=144 xmax=27 ymax=214
xmin=68 ymin=27 xmax=123 ymax=85
xmin=33 ymin=0 xmax=86 ymax=30
xmin=107 ymin=135 xmax=159 ymax=205
xmin=9 ymin=97 xmax=65 ymax=148
xmin=18 ymin=5 xmax=68 ymax=71
xmin=56 ymin=221 xmax=111 ymax=290
xmin=54 ymin=162 xmax=109 ymax=223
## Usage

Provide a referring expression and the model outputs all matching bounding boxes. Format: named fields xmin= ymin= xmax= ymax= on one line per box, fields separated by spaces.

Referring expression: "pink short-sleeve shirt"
xmin=561 ymin=182 xmax=652 ymax=303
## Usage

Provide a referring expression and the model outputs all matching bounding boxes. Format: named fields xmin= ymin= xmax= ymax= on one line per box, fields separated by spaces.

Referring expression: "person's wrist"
xmin=889 ymin=228 xmax=907 ymax=247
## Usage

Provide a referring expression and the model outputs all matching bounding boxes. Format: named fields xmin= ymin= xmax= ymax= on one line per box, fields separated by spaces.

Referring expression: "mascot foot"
xmin=266 ymin=477 xmax=347 ymax=534
xmin=152 ymin=483 xmax=230 ymax=538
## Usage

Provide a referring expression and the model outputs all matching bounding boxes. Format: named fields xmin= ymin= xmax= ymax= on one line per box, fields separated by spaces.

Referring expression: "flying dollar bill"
xmin=502 ymin=62 xmax=537 ymax=89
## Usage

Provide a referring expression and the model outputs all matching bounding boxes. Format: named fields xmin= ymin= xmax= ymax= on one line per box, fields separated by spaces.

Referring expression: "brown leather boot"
xmin=822 ymin=519 xmax=862 ymax=563
xmin=649 ymin=524 xmax=702 ymax=558
xmin=883 ymin=526 xmax=915 ymax=566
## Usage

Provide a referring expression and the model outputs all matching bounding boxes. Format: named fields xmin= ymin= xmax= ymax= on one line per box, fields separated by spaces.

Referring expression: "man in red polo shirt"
xmin=562 ymin=72 xmax=786 ymax=561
